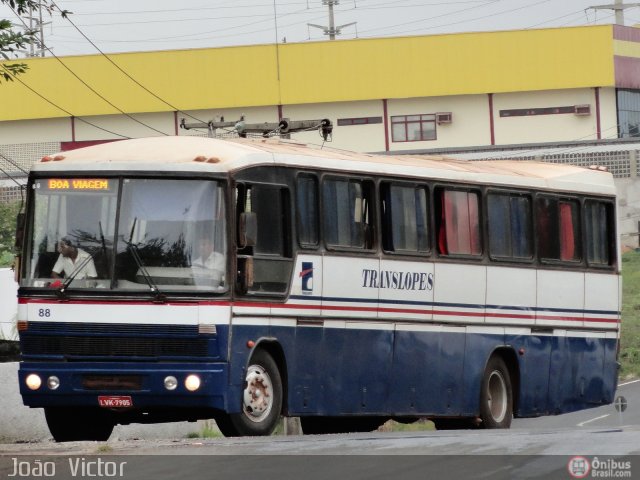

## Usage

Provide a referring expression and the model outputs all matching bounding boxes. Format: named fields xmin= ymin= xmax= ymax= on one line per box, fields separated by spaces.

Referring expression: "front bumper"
xmin=19 ymin=361 xmax=231 ymax=411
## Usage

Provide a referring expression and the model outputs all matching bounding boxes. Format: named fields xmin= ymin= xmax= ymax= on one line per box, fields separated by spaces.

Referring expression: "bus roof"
xmin=32 ymin=136 xmax=616 ymax=196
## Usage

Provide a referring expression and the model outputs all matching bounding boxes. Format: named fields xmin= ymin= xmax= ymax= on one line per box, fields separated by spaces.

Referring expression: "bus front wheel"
xmin=216 ymin=349 xmax=283 ymax=437
xmin=479 ymin=356 xmax=513 ymax=429
xmin=45 ymin=407 xmax=114 ymax=442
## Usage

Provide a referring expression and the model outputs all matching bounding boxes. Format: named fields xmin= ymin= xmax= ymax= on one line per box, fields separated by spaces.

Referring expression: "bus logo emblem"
xmin=300 ymin=262 xmax=314 ymax=294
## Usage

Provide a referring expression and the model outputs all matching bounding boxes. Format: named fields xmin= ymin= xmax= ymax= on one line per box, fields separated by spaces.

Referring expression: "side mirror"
xmin=239 ymin=212 xmax=257 ymax=248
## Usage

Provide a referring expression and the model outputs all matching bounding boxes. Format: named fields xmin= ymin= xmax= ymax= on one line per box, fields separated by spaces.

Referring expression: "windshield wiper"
xmin=56 ymin=251 xmax=98 ymax=299
xmin=125 ymin=218 xmax=165 ymax=303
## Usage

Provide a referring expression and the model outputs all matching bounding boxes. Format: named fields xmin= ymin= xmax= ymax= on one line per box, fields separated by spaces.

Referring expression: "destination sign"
xmin=38 ymin=178 xmax=113 ymax=192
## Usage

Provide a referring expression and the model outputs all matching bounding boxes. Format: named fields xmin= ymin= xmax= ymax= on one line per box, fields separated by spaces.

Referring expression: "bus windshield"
xmin=23 ymin=178 xmax=227 ymax=293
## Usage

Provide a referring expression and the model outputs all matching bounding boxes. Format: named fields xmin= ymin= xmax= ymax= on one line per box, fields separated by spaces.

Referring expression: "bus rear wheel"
xmin=45 ymin=407 xmax=114 ymax=442
xmin=479 ymin=356 xmax=513 ymax=429
xmin=216 ymin=349 xmax=283 ymax=437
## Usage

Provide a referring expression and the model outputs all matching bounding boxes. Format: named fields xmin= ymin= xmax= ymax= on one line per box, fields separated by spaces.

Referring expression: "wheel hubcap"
xmin=242 ymin=364 xmax=273 ymax=423
xmin=487 ymin=370 xmax=507 ymax=423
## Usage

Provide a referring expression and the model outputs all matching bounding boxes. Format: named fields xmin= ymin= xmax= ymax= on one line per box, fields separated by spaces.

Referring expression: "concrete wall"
xmin=0 ymin=269 xmax=18 ymax=341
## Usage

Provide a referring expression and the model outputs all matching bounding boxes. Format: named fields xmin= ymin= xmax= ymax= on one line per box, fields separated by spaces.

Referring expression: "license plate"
xmin=98 ymin=395 xmax=133 ymax=408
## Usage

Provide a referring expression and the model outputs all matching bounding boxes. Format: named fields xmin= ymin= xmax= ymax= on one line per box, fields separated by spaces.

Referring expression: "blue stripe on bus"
xmin=288 ymin=295 xmax=620 ymax=316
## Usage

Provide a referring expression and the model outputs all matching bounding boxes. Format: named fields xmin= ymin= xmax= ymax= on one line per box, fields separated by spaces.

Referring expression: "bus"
xmin=15 ymin=136 xmax=620 ymax=441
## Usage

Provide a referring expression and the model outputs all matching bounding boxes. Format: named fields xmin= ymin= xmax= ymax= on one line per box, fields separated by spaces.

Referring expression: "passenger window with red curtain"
xmin=559 ymin=201 xmax=581 ymax=261
xmin=536 ymin=196 xmax=581 ymax=263
xmin=437 ymin=188 xmax=481 ymax=256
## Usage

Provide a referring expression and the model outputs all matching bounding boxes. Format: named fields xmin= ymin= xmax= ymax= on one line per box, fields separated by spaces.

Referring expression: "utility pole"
xmin=308 ymin=1 xmax=356 ymax=40
xmin=589 ymin=0 xmax=640 ymax=26
xmin=23 ymin=0 xmax=49 ymax=57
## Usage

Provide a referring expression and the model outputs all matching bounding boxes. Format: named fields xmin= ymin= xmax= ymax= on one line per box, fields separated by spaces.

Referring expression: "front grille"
xmin=82 ymin=375 xmax=143 ymax=390
xmin=21 ymin=335 xmax=209 ymax=358
xmin=28 ymin=322 xmax=198 ymax=336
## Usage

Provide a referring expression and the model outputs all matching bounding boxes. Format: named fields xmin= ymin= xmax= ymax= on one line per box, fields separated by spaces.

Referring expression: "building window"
xmin=436 ymin=188 xmax=481 ymax=256
xmin=323 ymin=178 xmax=374 ymax=249
xmin=536 ymin=196 xmax=581 ymax=263
xmin=381 ymin=183 xmax=429 ymax=254
xmin=617 ymin=89 xmax=640 ymax=138
xmin=391 ymin=114 xmax=436 ymax=142
xmin=499 ymin=106 xmax=576 ymax=117
xmin=487 ymin=193 xmax=533 ymax=260
xmin=337 ymin=117 xmax=382 ymax=126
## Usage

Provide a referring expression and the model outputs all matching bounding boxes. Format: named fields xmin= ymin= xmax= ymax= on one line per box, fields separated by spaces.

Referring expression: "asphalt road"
xmin=513 ymin=378 xmax=640 ymax=430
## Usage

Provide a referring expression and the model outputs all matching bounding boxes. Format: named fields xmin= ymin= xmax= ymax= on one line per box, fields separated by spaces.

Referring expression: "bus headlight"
xmin=164 ymin=376 xmax=178 ymax=391
xmin=47 ymin=376 xmax=60 ymax=390
xmin=26 ymin=374 xmax=42 ymax=390
xmin=185 ymin=375 xmax=201 ymax=392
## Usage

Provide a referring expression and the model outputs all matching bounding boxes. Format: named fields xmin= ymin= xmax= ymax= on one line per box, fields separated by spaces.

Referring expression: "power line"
xmin=10 ymin=6 xmax=170 ymax=137
xmin=0 ymin=63 xmax=131 ymax=139
xmin=50 ymin=2 xmax=210 ymax=126
xmin=0 ymin=151 xmax=29 ymax=175
xmin=360 ymin=0 xmax=553 ymax=38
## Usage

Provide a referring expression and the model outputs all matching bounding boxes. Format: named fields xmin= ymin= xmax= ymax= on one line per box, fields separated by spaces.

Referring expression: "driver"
xmin=51 ymin=236 xmax=97 ymax=280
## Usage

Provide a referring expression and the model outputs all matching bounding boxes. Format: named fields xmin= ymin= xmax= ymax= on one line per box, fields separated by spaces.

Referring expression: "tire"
xmin=45 ymin=407 xmax=114 ymax=442
xmin=216 ymin=349 xmax=283 ymax=437
xmin=478 ymin=356 xmax=513 ymax=429
xmin=300 ymin=416 xmax=386 ymax=435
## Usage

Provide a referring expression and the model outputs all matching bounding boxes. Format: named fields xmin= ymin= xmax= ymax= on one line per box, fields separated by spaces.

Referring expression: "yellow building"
xmin=1 ymin=24 xmax=640 ymax=154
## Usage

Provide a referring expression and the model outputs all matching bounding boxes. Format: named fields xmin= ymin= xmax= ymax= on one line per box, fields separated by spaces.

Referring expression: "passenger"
xmin=191 ymin=236 xmax=225 ymax=283
xmin=51 ymin=237 xmax=97 ymax=280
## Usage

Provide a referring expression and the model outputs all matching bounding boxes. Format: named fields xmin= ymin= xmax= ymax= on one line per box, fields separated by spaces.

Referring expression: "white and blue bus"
xmin=16 ymin=136 xmax=620 ymax=440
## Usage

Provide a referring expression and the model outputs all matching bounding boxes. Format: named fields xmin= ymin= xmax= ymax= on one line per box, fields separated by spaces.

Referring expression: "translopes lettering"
xmin=362 ymin=269 xmax=434 ymax=291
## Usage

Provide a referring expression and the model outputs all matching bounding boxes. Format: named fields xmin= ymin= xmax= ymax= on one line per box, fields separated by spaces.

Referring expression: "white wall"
xmin=0 ymin=118 xmax=70 ymax=144
xmin=493 ymin=89 xmax=599 ymax=144
xmin=600 ymin=87 xmax=619 ymax=140
xmin=283 ymin=100 xmax=386 ymax=152
xmin=0 ymin=268 xmax=17 ymax=341
xmin=387 ymin=94 xmax=490 ymax=151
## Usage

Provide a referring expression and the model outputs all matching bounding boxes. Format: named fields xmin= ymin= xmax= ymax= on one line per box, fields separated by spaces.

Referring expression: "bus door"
xmin=230 ymin=181 xmax=294 ymax=389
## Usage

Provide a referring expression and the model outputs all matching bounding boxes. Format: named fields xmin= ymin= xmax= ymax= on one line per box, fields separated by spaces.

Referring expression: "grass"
xmin=186 ymin=420 xmax=223 ymax=439
xmin=620 ymin=250 xmax=640 ymax=379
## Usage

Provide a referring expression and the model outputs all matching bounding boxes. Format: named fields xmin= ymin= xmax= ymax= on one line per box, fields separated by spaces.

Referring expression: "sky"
xmin=0 ymin=0 xmax=638 ymax=57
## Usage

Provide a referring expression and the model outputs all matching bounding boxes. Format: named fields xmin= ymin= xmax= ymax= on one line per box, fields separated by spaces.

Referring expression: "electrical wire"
xmin=9 ymin=6 xmax=171 ymax=137
xmin=0 ymin=152 xmax=28 ymax=175
xmin=50 ymin=2 xmax=210 ymax=126
xmin=0 ymin=64 xmax=131 ymax=139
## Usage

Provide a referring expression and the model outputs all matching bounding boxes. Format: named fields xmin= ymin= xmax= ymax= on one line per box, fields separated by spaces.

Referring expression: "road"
xmin=513 ymin=378 xmax=640 ymax=430
xmin=1 ymin=379 xmax=639 ymax=480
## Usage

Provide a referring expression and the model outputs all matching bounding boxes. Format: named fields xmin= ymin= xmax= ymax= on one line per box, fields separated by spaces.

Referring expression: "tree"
xmin=0 ymin=0 xmax=69 ymax=82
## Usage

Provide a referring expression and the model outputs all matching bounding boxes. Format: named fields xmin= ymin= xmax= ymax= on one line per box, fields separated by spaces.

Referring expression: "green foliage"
xmin=0 ymin=1 xmax=70 ymax=82
xmin=186 ymin=420 xmax=222 ymax=439
xmin=0 ymin=201 xmax=20 ymax=267
xmin=620 ymin=250 xmax=640 ymax=379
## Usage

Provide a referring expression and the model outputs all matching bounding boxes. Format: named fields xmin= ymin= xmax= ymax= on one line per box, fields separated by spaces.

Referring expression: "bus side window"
xmin=296 ymin=175 xmax=319 ymax=247
xmin=585 ymin=200 xmax=613 ymax=266
xmin=536 ymin=196 xmax=582 ymax=263
xmin=381 ymin=183 xmax=429 ymax=254
xmin=436 ymin=188 xmax=481 ymax=256
xmin=323 ymin=177 xmax=374 ymax=250
xmin=487 ymin=192 xmax=533 ymax=261
xmin=236 ymin=183 xmax=292 ymax=295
